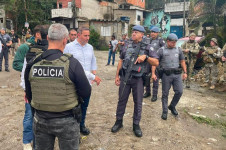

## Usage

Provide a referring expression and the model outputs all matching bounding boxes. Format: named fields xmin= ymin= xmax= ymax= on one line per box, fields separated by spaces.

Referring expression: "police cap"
xmin=211 ymin=38 xmax=218 ymax=45
xmin=189 ymin=33 xmax=196 ymax=37
xmin=167 ymin=33 xmax=178 ymax=41
xmin=132 ymin=25 xmax=146 ymax=33
xmin=150 ymin=27 xmax=160 ymax=33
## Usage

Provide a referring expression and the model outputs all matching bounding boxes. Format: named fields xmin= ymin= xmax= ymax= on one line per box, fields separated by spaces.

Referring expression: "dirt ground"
xmin=0 ymin=51 xmax=225 ymax=150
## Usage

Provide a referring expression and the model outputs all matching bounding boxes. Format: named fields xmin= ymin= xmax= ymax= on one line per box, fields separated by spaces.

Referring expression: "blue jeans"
xmin=107 ymin=49 xmax=115 ymax=65
xmin=23 ymin=103 xmax=34 ymax=144
xmin=80 ymin=96 xmax=90 ymax=127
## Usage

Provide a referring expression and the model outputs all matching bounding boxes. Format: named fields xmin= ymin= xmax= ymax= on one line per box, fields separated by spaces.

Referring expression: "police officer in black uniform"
xmin=153 ymin=33 xmax=187 ymax=120
xmin=111 ymin=25 xmax=159 ymax=137
xmin=143 ymin=27 xmax=165 ymax=102
xmin=0 ymin=28 xmax=12 ymax=72
xmin=24 ymin=23 xmax=91 ymax=150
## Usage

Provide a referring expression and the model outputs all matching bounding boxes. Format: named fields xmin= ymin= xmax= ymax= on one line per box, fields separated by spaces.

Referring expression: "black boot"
xmin=161 ymin=112 xmax=168 ymax=120
xmin=151 ymin=95 xmax=157 ymax=102
xmin=80 ymin=125 xmax=90 ymax=135
xmin=133 ymin=124 xmax=142 ymax=137
xmin=143 ymin=92 xmax=151 ymax=98
xmin=168 ymin=105 xmax=178 ymax=116
xmin=111 ymin=119 xmax=123 ymax=133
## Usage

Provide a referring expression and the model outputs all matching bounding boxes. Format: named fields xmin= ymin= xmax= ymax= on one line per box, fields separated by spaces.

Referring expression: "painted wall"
xmin=144 ymin=10 xmax=170 ymax=38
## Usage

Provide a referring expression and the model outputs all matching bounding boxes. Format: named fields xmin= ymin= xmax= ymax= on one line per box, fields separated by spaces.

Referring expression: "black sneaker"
xmin=80 ymin=125 xmax=90 ymax=135
xmin=168 ymin=105 xmax=178 ymax=116
xmin=111 ymin=119 xmax=123 ymax=133
xmin=5 ymin=69 xmax=10 ymax=72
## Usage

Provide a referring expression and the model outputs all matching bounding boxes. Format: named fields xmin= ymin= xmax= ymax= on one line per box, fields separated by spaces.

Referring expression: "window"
xmin=0 ymin=18 xmax=3 ymax=23
xmin=59 ymin=2 xmax=62 ymax=9
xmin=68 ymin=2 xmax=72 ymax=8
xmin=137 ymin=15 xmax=141 ymax=21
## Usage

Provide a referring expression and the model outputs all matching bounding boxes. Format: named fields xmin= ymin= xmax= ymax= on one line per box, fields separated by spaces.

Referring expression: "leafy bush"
xmin=89 ymin=28 xmax=100 ymax=50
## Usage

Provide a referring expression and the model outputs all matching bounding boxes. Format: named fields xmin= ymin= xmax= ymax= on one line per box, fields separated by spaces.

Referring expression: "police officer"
xmin=24 ymin=23 xmax=91 ymax=150
xmin=181 ymin=33 xmax=200 ymax=88
xmin=201 ymin=38 xmax=222 ymax=90
xmin=111 ymin=25 xmax=159 ymax=137
xmin=143 ymin=26 xmax=165 ymax=102
xmin=153 ymin=33 xmax=187 ymax=120
xmin=0 ymin=28 xmax=12 ymax=72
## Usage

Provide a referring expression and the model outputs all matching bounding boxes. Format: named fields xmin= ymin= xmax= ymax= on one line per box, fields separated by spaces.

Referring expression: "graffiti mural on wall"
xmin=144 ymin=10 xmax=170 ymax=38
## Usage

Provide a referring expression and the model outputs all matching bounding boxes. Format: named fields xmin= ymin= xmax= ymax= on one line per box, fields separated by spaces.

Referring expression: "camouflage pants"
xmin=217 ymin=62 xmax=225 ymax=84
xmin=204 ymin=63 xmax=218 ymax=85
xmin=185 ymin=59 xmax=195 ymax=85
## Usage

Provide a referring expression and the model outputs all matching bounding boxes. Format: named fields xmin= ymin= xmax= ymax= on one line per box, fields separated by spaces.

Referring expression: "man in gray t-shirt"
xmin=0 ymin=28 xmax=12 ymax=72
xmin=106 ymin=35 xmax=118 ymax=66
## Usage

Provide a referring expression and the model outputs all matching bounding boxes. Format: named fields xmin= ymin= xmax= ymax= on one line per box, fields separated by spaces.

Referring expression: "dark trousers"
xmin=145 ymin=75 xmax=159 ymax=96
xmin=80 ymin=96 xmax=90 ymax=127
xmin=33 ymin=114 xmax=79 ymax=150
xmin=161 ymin=73 xmax=183 ymax=113
xmin=0 ymin=48 xmax=9 ymax=70
xmin=107 ymin=49 xmax=116 ymax=65
xmin=116 ymin=77 xmax=144 ymax=125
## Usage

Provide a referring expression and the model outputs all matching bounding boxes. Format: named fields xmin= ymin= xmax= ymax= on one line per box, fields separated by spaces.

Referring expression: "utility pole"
xmin=72 ymin=0 xmax=76 ymax=29
xmin=183 ymin=0 xmax=186 ymax=37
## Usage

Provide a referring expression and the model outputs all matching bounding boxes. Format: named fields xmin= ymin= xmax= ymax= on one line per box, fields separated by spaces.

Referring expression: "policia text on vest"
xmin=32 ymin=66 xmax=64 ymax=78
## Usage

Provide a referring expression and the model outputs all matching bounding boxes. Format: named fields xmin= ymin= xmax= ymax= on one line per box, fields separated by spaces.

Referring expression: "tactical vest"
xmin=26 ymin=45 xmax=45 ymax=63
xmin=202 ymin=46 xmax=219 ymax=63
xmin=122 ymin=39 xmax=148 ymax=77
xmin=161 ymin=46 xmax=180 ymax=69
xmin=29 ymin=54 xmax=78 ymax=112
xmin=149 ymin=37 xmax=163 ymax=52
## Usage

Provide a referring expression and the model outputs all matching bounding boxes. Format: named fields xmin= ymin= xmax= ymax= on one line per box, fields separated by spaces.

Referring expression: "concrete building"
xmin=164 ymin=0 xmax=190 ymax=38
xmin=0 ymin=5 xmax=6 ymax=30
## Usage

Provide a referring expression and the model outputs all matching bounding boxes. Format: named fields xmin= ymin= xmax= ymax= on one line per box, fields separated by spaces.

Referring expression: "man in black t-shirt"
xmin=9 ymin=29 xmax=20 ymax=56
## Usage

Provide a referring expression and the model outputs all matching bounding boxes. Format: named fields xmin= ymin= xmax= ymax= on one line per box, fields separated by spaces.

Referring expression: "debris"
xmin=214 ymin=114 xmax=220 ymax=118
xmin=208 ymin=138 xmax=217 ymax=142
xmin=187 ymin=112 xmax=206 ymax=118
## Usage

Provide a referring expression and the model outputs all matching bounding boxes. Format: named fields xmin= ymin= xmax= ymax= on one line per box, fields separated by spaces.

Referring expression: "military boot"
xmin=186 ymin=82 xmax=190 ymax=88
xmin=80 ymin=125 xmax=90 ymax=135
xmin=217 ymin=85 xmax=226 ymax=92
xmin=151 ymin=95 xmax=157 ymax=102
xmin=209 ymin=85 xmax=215 ymax=90
xmin=111 ymin=119 xmax=123 ymax=133
xmin=133 ymin=124 xmax=142 ymax=137
xmin=143 ymin=92 xmax=151 ymax=98
xmin=168 ymin=105 xmax=178 ymax=116
xmin=161 ymin=112 xmax=168 ymax=120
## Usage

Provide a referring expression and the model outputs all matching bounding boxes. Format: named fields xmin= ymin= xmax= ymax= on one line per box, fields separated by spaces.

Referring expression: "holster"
xmin=142 ymin=73 xmax=151 ymax=86
xmin=72 ymin=104 xmax=82 ymax=123
xmin=157 ymin=67 xmax=164 ymax=79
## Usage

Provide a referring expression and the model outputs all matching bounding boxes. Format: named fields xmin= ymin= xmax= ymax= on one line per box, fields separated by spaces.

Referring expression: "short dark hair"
xmin=77 ymin=26 xmax=89 ymax=34
xmin=40 ymin=25 xmax=50 ymax=40
xmin=112 ymin=35 xmax=115 ymax=39
xmin=69 ymin=29 xmax=77 ymax=34
xmin=33 ymin=25 xmax=42 ymax=36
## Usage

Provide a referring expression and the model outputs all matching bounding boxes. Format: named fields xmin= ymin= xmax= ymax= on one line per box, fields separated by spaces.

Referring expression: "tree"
xmin=1 ymin=0 xmax=57 ymax=34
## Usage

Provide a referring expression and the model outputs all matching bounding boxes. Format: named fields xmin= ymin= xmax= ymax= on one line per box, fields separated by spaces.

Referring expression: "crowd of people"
xmin=0 ymin=24 xmax=225 ymax=150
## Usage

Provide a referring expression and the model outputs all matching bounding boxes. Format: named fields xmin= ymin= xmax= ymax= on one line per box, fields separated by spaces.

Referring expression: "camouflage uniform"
xmin=181 ymin=40 xmax=200 ymax=87
xmin=218 ymin=44 xmax=226 ymax=92
xmin=201 ymin=45 xmax=222 ymax=89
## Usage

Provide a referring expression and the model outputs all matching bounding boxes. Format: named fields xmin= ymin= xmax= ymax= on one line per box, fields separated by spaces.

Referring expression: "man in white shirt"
xmin=106 ymin=35 xmax=118 ymax=66
xmin=64 ymin=26 xmax=101 ymax=135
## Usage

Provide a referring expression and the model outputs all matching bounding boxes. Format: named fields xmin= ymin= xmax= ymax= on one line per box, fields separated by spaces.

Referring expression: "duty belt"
xmin=163 ymin=68 xmax=182 ymax=76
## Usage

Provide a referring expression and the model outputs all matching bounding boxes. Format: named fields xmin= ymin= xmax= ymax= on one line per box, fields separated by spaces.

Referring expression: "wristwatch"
xmin=146 ymin=55 xmax=149 ymax=60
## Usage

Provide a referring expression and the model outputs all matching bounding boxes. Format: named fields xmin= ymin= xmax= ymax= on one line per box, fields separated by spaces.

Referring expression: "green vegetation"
xmin=89 ymin=28 xmax=101 ymax=50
